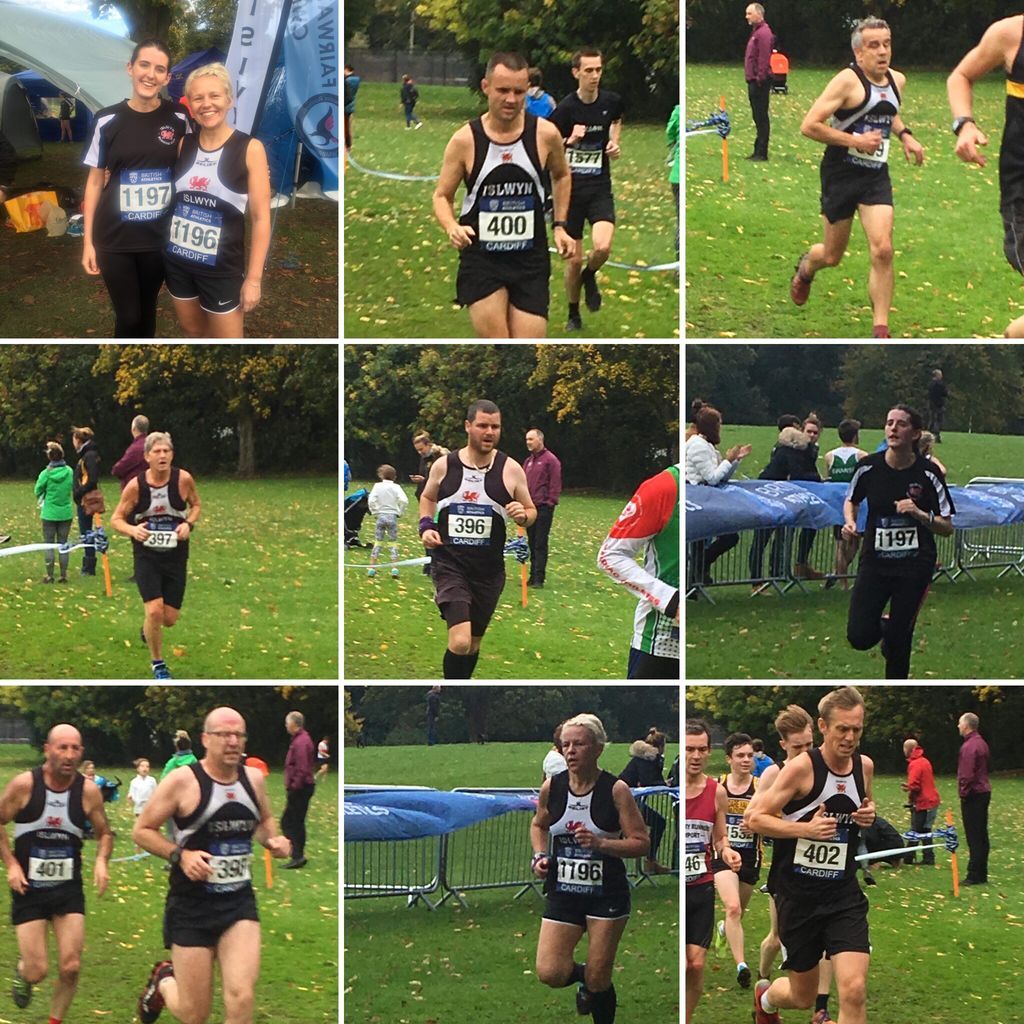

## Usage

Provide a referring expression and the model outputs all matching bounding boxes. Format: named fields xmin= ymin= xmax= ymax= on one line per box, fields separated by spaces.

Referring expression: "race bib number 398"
xmin=205 ymin=840 xmax=252 ymax=892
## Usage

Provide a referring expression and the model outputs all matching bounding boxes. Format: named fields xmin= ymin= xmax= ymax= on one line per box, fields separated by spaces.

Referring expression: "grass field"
xmin=343 ymin=741 xmax=679 ymax=1024
xmin=0 ymin=478 xmax=338 ymax=679
xmin=685 ymin=427 xmax=1024 ymax=680
xmin=2 ymin=142 xmax=338 ymax=339
xmin=685 ymin=64 xmax=1023 ymax=338
xmin=0 ymin=743 xmax=338 ymax=1023
xmin=344 ymin=82 xmax=680 ymax=339
xmin=688 ymin=751 xmax=1024 ymax=1024
xmin=343 ymin=485 xmax=650 ymax=680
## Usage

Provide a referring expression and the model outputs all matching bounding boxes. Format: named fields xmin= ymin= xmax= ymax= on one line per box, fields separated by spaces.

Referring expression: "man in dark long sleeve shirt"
xmin=744 ymin=3 xmax=774 ymax=160
xmin=282 ymin=711 xmax=316 ymax=869
xmin=957 ymin=711 xmax=991 ymax=884
xmin=927 ymin=369 xmax=949 ymax=441
xmin=523 ymin=428 xmax=562 ymax=588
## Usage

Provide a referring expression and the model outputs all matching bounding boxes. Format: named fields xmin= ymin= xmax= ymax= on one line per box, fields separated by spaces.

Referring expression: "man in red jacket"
xmin=901 ymin=739 xmax=941 ymax=865
xmin=744 ymin=4 xmax=774 ymax=161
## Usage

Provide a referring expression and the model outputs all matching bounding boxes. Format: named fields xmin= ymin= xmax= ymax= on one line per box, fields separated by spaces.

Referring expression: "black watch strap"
xmin=553 ymin=220 xmax=568 ymax=228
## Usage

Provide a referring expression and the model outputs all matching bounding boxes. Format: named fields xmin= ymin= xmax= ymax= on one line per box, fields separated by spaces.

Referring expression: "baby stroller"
xmin=770 ymin=50 xmax=789 ymax=94
xmin=344 ymin=488 xmax=371 ymax=548
xmin=84 ymin=774 xmax=121 ymax=838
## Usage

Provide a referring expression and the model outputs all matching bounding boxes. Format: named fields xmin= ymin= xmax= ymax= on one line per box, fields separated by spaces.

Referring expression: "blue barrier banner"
xmin=686 ymin=481 xmax=1024 ymax=542
xmin=344 ymin=790 xmax=537 ymax=841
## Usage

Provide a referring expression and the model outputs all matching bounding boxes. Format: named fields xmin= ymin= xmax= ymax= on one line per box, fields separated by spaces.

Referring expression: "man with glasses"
xmin=133 ymin=707 xmax=291 ymax=1024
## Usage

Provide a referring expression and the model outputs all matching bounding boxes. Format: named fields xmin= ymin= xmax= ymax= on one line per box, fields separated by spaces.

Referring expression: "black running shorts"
xmin=163 ymin=890 xmax=259 ymax=948
xmin=456 ymin=247 xmax=550 ymax=319
xmin=164 ymin=259 xmax=245 ymax=315
xmin=543 ymin=889 xmax=630 ymax=928
xmin=12 ymin=884 xmax=85 ymax=925
xmin=566 ymin=187 xmax=616 ymax=240
xmin=685 ymin=881 xmax=715 ymax=949
xmin=431 ymin=559 xmax=505 ymax=636
xmin=134 ymin=548 xmax=188 ymax=608
xmin=775 ymin=883 xmax=870 ymax=972
xmin=1002 ymin=200 xmax=1024 ymax=275
xmin=819 ymin=164 xmax=893 ymax=224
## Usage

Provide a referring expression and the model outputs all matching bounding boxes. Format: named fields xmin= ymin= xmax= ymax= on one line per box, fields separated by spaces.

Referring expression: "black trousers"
xmin=929 ymin=405 xmax=945 ymax=437
xmin=749 ymin=526 xmax=786 ymax=580
xmin=527 ymin=503 xmax=555 ymax=583
xmin=282 ymin=783 xmax=315 ymax=859
xmin=747 ymin=79 xmax=771 ymax=157
xmin=910 ymin=806 xmax=938 ymax=864
xmin=961 ymin=790 xmax=991 ymax=882
xmin=847 ymin=562 xmax=932 ymax=679
xmin=692 ymin=533 xmax=738 ymax=582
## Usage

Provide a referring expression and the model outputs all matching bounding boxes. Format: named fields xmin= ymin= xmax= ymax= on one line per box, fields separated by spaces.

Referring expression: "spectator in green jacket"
xmin=667 ymin=104 xmax=680 ymax=252
xmin=160 ymin=729 xmax=198 ymax=779
xmin=34 ymin=441 xmax=74 ymax=584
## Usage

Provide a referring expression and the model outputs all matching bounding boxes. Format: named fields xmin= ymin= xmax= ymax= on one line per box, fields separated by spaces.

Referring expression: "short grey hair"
xmin=132 ymin=415 xmax=150 ymax=434
xmin=561 ymin=713 xmax=608 ymax=746
xmin=749 ymin=3 xmax=765 ymax=15
xmin=144 ymin=431 xmax=173 ymax=454
xmin=960 ymin=712 xmax=979 ymax=730
xmin=286 ymin=710 xmax=305 ymax=728
xmin=851 ymin=17 xmax=889 ymax=51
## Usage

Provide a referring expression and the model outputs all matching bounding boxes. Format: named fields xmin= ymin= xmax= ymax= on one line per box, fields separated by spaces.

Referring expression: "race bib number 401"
xmin=168 ymin=202 xmax=223 ymax=267
xmin=478 ymin=195 xmax=535 ymax=253
xmin=119 ymin=168 xmax=172 ymax=221
xmin=28 ymin=847 xmax=73 ymax=888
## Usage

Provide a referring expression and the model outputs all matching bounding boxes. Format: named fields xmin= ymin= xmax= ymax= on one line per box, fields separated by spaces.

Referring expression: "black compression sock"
xmin=443 ymin=649 xmax=475 ymax=679
xmin=592 ymin=983 xmax=616 ymax=1024
xmin=570 ymin=962 xmax=586 ymax=986
xmin=815 ymin=994 xmax=829 ymax=1013
xmin=569 ymin=302 xmax=580 ymax=318
xmin=466 ymin=651 xmax=479 ymax=678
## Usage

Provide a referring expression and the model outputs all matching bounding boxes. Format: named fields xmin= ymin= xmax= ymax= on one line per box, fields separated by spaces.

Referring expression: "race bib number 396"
xmin=448 ymin=502 xmax=493 ymax=546
xmin=205 ymin=840 xmax=252 ymax=892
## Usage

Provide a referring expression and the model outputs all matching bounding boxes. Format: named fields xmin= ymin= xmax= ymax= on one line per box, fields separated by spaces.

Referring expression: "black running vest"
xmin=131 ymin=467 xmax=189 ymax=558
xmin=1003 ymin=19 xmax=1024 ymax=209
xmin=14 ymin=767 xmax=86 ymax=893
xmin=822 ymin=63 xmax=901 ymax=174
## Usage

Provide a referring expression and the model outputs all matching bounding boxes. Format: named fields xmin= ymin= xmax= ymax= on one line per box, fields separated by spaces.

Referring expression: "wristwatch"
xmin=168 ymin=845 xmax=183 ymax=867
xmin=952 ymin=116 xmax=976 ymax=136
xmin=553 ymin=220 xmax=569 ymax=228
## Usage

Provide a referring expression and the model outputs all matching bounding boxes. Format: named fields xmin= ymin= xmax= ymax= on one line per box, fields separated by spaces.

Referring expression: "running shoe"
xmin=391 ymin=568 xmax=400 ymax=578
xmin=582 ymin=268 xmax=602 ymax=312
xmin=575 ymin=983 xmax=593 ymax=1015
xmin=790 ymin=252 xmax=813 ymax=306
xmin=138 ymin=960 xmax=174 ymax=1024
xmin=714 ymin=919 xmax=726 ymax=953
xmin=0 ymin=535 xmax=10 ymax=545
xmin=11 ymin=969 xmax=31 ymax=1008
xmin=152 ymin=664 xmax=173 ymax=681
xmin=810 ymin=1010 xmax=834 ymax=1024
xmin=737 ymin=964 xmax=752 ymax=988
xmin=753 ymin=978 xmax=781 ymax=1024
xmin=367 ymin=568 xmax=377 ymax=578
xmin=566 ymin=313 xmax=584 ymax=332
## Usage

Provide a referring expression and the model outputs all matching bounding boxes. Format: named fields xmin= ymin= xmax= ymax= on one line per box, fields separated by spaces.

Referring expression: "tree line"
xmin=0 ymin=345 xmax=338 ymax=478
xmin=686 ymin=344 xmax=1024 ymax=434
xmin=346 ymin=685 xmax=679 ymax=747
xmin=687 ymin=684 xmax=1015 ymax=774
xmin=344 ymin=344 xmax=680 ymax=495
xmin=686 ymin=0 xmax=1016 ymax=65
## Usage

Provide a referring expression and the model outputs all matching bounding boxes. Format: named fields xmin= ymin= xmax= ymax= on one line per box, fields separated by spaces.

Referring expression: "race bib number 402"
xmin=793 ymin=827 xmax=849 ymax=880
xmin=119 ymin=168 xmax=172 ymax=221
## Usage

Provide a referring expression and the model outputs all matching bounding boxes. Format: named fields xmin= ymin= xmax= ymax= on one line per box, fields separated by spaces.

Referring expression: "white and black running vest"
xmin=433 ymin=451 xmax=513 ymax=575
xmin=131 ymin=468 xmax=189 ymax=557
xmin=769 ymin=747 xmax=867 ymax=900
xmin=459 ymin=115 xmax=546 ymax=255
xmin=546 ymin=770 xmax=627 ymax=898
xmin=167 ymin=130 xmax=250 ymax=275
xmin=14 ymin=767 xmax=86 ymax=892
xmin=823 ymin=63 xmax=901 ymax=172
xmin=170 ymin=761 xmax=260 ymax=899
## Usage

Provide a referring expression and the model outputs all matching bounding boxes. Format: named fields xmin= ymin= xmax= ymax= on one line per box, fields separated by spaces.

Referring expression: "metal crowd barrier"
xmin=953 ymin=479 xmax=1024 ymax=581
xmin=345 ymin=785 xmax=679 ymax=909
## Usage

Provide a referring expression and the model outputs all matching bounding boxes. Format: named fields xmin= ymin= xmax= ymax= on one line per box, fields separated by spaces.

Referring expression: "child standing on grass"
xmin=127 ymin=758 xmax=157 ymax=853
xmin=368 ymin=464 xmax=408 ymax=578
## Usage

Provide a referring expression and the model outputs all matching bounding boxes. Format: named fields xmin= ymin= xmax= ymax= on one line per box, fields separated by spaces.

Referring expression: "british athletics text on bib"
xmin=448 ymin=502 xmax=494 ymax=546
xmin=478 ymin=196 xmax=535 ymax=252
xmin=119 ymin=168 xmax=173 ymax=221
xmin=553 ymin=836 xmax=604 ymax=895
xmin=168 ymin=203 xmax=223 ymax=266
xmin=28 ymin=846 xmax=74 ymax=888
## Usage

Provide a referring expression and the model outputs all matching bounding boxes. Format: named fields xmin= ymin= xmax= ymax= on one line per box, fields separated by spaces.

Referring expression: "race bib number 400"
xmin=119 ymin=168 xmax=172 ymax=221
xmin=205 ymin=840 xmax=252 ymax=892
xmin=793 ymin=827 xmax=849 ymax=880
xmin=28 ymin=847 xmax=73 ymax=888
xmin=168 ymin=202 xmax=223 ymax=267
xmin=447 ymin=502 xmax=494 ymax=546
xmin=568 ymin=144 xmax=604 ymax=175
xmin=478 ymin=196 xmax=535 ymax=253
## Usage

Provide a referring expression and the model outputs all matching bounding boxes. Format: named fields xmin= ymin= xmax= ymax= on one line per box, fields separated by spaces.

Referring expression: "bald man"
xmin=134 ymin=707 xmax=291 ymax=1024
xmin=0 ymin=724 xmax=112 ymax=1019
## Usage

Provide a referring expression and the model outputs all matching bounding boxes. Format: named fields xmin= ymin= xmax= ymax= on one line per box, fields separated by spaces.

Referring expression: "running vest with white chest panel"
xmin=546 ymin=770 xmax=627 ymax=899
xmin=823 ymin=63 xmax=901 ymax=172
xmin=131 ymin=467 xmax=189 ymax=555
xmin=827 ymin=447 xmax=862 ymax=483
xmin=771 ymin=747 xmax=867 ymax=899
xmin=459 ymin=115 xmax=546 ymax=255
xmin=434 ymin=451 xmax=513 ymax=575
xmin=167 ymin=131 xmax=250 ymax=274
xmin=170 ymin=761 xmax=260 ymax=898
xmin=14 ymin=767 xmax=86 ymax=892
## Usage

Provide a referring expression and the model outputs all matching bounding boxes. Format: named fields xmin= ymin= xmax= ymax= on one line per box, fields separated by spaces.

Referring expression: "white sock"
xmin=738 ymin=961 xmax=748 ymax=973
xmin=761 ymin=989 xmax=777 ymax=1013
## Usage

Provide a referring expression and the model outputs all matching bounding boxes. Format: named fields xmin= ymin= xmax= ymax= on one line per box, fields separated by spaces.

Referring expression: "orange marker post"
xmin=518 ymin=525 xmax=528 ymax=608
xmin=246 ymin=756 xmax=273 ymax=889
xmin=720 ymin=95 xmax=729 ymax=183
xmin=93 ymin=513 xmax=113 ymax=598
xmin=946 ymin=808 xmax=959 ymax=898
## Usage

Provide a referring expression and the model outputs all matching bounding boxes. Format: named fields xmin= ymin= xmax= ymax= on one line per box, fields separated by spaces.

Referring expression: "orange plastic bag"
xmin=3 ymin=190 xmax=60 ymax=233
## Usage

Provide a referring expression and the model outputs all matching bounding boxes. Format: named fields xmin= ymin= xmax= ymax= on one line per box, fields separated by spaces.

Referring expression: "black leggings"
xmin=96 ymin=249 xmax=165 ymax=338
xmin=847 ymin=562 xmax=932 ymax=678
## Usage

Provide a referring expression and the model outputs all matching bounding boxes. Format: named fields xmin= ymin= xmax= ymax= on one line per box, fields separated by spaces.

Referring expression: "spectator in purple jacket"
xmin=282 ymin=710 xmax=316 ymax=869
xmin=523 ymin=428 xmax=562 ymax=589
xmin=957 ymin=712 xmax=991 ymax=885
xmin=111 ymin=415 xmax=150 ymax=490
xmin=744 ymin=3 xmax=774 ymax=161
